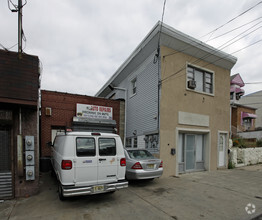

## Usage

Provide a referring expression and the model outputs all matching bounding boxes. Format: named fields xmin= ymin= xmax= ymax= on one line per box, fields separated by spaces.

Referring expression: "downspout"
xmin=19 ymin=107 xmax=22 ymax=135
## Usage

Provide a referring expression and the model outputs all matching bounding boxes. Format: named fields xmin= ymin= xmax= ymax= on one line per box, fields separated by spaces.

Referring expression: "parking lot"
xmin=1 ymin=164 xmax=262 ymax=220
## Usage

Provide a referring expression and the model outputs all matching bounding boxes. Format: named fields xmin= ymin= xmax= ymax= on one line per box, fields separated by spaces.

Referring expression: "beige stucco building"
xmin=96 ymin=22 xmax=237 ymax=177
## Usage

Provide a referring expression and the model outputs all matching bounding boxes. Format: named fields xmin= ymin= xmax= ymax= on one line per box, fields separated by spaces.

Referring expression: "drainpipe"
xmin=17 ymin=107 xmax=23 ymax=176
xmin=19 ymin=107 xmax=22 ymax=135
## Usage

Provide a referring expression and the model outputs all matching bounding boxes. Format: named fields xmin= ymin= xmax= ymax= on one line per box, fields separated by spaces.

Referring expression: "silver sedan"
xmin=124 ymin=149 xmax=163 ymax=180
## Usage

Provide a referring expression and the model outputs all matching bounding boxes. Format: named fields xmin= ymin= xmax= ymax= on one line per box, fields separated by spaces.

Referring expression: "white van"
xmin=51 ymin=132 xmax=128 ymax=200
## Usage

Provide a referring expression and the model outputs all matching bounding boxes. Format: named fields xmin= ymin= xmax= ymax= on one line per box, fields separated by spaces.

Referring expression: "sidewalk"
xmin=0 ymin=164 xmax=262 ymax=220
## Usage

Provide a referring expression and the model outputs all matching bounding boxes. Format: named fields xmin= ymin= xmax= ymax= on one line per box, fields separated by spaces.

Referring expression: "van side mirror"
xmin=46 ymin=141 xmax=53 ymax=147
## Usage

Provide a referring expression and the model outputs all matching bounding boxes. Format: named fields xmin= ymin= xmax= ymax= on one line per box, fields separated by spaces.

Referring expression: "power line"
xmin=201 ymin=0 xmax=262 ymax=40
xmin=154 ymin=0 xmax=167 ymax=64
xmin=245 ymin=82 xmax=262 ymax=84
xmin=160 ymin=39 xmax=262 ymax=84
xmin=207 ymin=17 xmax=262 ymax=42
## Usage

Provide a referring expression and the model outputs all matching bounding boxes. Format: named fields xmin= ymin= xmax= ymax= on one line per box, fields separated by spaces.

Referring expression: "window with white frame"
xmin=187 ymin=65 xmax=213 ymax=94
xmin=131 ymin=78 xmax=137 ymax=95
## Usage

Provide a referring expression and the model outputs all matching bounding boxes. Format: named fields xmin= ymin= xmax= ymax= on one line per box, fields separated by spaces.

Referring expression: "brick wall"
xmin=41 ymin=90 xmax=123 ymax=157
xmin=231 ymin=105 xmax=256 ymax=133
xmin=237 ymin=106 xmax=256 ymax=131
xmin=14 ymin=107 xmax=39 ymax=197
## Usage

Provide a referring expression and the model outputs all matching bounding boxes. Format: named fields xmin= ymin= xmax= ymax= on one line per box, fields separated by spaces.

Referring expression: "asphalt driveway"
xmin=1 ymin=164 xmax=262 ymax=220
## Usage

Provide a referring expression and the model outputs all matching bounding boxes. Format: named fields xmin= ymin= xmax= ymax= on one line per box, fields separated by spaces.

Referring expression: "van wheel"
xmin=58 ymin=184 xmax=65 ymax=201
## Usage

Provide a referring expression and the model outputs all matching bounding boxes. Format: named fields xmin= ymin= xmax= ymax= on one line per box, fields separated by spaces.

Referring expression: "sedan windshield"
xmin=127 ymin=150 xmax=154 ymax=159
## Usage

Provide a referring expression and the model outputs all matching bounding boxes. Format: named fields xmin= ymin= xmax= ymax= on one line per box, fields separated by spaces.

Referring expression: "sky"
xmin=1 ymin=0 xmax=261 ymax=96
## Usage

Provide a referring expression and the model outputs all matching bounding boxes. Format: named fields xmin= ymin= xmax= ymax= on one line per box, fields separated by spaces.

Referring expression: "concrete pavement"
xmin=0 ymin=164 xmax=262 ymax=220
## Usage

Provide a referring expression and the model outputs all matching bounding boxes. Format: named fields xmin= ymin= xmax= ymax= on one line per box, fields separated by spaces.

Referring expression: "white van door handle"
xmin=99 ymin=158 xmax=106 ymax=161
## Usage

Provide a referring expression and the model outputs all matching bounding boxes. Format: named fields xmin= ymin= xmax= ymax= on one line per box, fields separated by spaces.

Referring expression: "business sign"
xmin=76 ymin=104 xmax=113 ymax=119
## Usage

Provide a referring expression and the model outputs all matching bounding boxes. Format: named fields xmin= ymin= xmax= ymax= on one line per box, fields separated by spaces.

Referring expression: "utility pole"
xmin=18 ymin=0 xmax=23 ymax=54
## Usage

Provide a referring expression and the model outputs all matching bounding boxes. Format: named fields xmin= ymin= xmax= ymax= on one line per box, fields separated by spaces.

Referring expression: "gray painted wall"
xmin=107 ymin=51 xmax=159 ymax=139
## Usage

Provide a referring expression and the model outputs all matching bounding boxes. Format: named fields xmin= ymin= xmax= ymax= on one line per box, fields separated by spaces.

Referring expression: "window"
xmin=99 ymin=138 xmax=116 ymax=156
xmin=187 ymin=65 xmax=213 ymax=94
xmin=76 ymin=138 xmax=96 ymax=157
xmin=243 ymin=118 xmax=252 ymax=130
xmin=126 ymin=138 xmax=132 ymax=148
xmin=133 ymin=137 xmax=137 ymax=148
xmin=145 ymin=134 xmax=158 ymax=149
xmin=230 ymin=92 xmax=234 ymax=100
xmin=131 ymin=78 xmax=137 ymax=95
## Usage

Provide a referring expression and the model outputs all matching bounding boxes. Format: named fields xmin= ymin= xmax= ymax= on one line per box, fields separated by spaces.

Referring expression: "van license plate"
xmin=93 ymin=185 xmax=104 ymax=193
xmin=147 ymin=164 xmax=154 ymax=169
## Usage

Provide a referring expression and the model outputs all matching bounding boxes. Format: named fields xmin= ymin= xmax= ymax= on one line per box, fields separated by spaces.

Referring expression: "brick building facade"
xmin=41 ymin=90 xmax=125 ymax=158
xmin=0 ymin=49 xmax=40 ymax=198
xmin=231 ymin=104 xmax=256 ymax=136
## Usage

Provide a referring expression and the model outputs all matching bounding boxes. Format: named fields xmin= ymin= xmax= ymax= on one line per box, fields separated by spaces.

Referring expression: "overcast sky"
xmin=1 ymin=0 xmax=261 ymax=96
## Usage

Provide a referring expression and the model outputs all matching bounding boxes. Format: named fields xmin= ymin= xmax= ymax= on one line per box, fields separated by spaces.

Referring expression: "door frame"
xmin=176 ymin=128 xmax=211 ymax=176
xmin=184 ymin=134 xmax=196 ymax=171
xmin=217 ymin=131 xmax=228 ymax=168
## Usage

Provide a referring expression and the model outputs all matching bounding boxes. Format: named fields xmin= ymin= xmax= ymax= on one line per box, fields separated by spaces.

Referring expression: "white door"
xmin=97 ymin=137 xmax=118 ymax=184
xmin=218 ymin=133 xmax=226 ymax=167
xmin=74 ymin=137 xmax=98 ymax=186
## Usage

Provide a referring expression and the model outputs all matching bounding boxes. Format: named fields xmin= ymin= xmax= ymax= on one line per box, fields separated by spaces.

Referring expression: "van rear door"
xmin=97 ymin=137 xmax=118 ymax=184
xmin=74 ymin=137 xmax=98 ymax=186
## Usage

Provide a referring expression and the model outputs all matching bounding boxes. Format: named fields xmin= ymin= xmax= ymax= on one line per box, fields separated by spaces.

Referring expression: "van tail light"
xmin=61 ymin=160 xmax=72 ymax=170
xmin=131 ymin=162 xmax=143 ymax=169
xmin=120 ymin=158 xmax=126 ymax=166
xmin=159 ymin=161 xmax=163 ymax=168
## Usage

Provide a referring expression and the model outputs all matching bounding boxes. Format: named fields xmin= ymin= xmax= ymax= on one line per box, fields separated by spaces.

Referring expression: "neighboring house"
xmin=230 ymin=73 xmax=257 ymax=137
xmin=40 ymin=90 xmax=125 ymax=162
xmin=0 ymin=49 xmax=40 ymax=198
xmin=230 ymin=73 xmax=245 ymax=104
xmin=231 ymin=104 xmax=256 ymax=135
xmin=238 ymin=90 xmax=262 ymax=129
xmin=96 ymin=22 xmax=237 ymax=177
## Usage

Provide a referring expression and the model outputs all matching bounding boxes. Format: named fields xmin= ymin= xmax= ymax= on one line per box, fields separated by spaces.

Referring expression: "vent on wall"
xmin=45 ymin=107 xmax=52 ymax=116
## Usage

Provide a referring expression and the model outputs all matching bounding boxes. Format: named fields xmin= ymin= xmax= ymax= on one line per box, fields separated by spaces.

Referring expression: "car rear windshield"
xmin=127 ymin=150 xmax=154 ymax=159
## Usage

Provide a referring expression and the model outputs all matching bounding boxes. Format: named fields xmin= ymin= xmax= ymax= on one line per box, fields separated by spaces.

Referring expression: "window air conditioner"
xmin=188 ymin=80 xmax=196 ymax=89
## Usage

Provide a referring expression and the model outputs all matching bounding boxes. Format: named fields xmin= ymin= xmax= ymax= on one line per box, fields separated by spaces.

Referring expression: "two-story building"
xmin=96 ymin=22 xmax=237 ymax=177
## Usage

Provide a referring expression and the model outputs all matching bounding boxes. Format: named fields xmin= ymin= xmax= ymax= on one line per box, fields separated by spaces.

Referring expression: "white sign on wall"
xmin=76 ymin=104 xmax=113 ymax=119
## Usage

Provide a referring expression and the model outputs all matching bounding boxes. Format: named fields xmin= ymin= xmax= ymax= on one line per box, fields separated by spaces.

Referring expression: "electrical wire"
xmin=7 ymin=0 xmax=18 ymax=12
xmin=245 ymin=82 xmax=262 ymax=84
xmin=194 ymin=25 xmax=262 ymax=65
xmin=160 ymin=39 xmax=262 ymax=84
xmin=154 ymin=0 xmax=167 ymax=64
xmin=207 ymin=17 xmax=262 ymax=42
xmin=163 ymin=17 xmax=262 ymax=59
xmin=0 ymin=42 xmax=18 ymax=51
xmin=201 ymin=0 xmax=262 ymax=40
